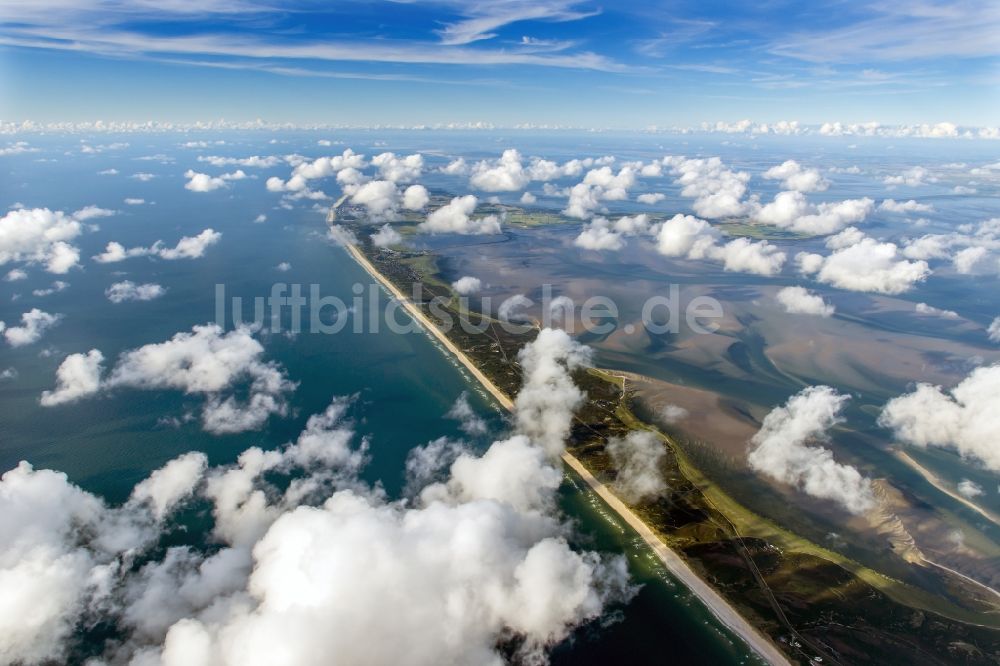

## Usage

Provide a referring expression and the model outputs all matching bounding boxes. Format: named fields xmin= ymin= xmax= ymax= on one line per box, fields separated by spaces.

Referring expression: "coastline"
xmin=893 ymin=451 xmax=1000 ymax=602
xmin=342 ymin=241 xmax=791 ymax=666
xmin=895 ymin=450 xmax=1000 ymax=529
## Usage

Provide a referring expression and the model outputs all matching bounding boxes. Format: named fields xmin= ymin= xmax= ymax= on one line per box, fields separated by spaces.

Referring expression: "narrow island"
xmin=334 ymin=204 xmax=1000 ymax=666
xmin=342 ymin=240 xmax=791 ymax=665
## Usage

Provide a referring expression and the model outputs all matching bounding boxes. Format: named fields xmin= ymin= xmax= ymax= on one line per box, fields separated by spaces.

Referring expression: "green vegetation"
xmin=716 ymin=221 xmax=814 ymax=241
xmin=344 ymin=219 xmax=1000 ymax=665
xmin=341 ymin=191 xmax=822 ymax=242
xmin=492 ymin=205 xmax=571 ymax=228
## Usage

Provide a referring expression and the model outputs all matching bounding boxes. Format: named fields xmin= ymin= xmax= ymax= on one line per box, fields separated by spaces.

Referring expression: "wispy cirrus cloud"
xmin=420 ymin=0 xmax=601 ymax=46
xmin=0 ymin=26 xmax=628 ymax=72
xmin=0 ymin=0 xmax=625 ymax=72
xmin=2 ymin=0 xmax=996 ymax=125
xmin=769 ymin=1 xmax=1000 ymax=62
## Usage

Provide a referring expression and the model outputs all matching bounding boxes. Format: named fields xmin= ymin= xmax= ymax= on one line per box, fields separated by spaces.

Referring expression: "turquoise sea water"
xmin=0 ymin=134 xmax=759 ymax=663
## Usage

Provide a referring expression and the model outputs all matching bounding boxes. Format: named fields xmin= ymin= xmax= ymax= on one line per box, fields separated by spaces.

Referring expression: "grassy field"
xmin=715 ymin=221 xmax=814 ymax=240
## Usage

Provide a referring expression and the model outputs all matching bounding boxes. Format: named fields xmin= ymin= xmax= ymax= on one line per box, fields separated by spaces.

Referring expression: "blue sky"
xmin=1 ymin=0 xmax=997 ymax=127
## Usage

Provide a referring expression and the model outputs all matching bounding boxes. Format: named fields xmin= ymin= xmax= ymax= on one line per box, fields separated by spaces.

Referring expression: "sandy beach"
xmin=343 ymin=241 xmax=790 ymax=666
xmin=895 ymin=450 xmax=1000 ymax=529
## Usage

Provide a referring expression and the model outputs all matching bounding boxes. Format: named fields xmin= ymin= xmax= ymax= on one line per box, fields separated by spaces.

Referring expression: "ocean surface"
xmin=6 ymin=128 xmax=998 ymax=660
xmin=0 ymin=132 xmax=763 ymax=664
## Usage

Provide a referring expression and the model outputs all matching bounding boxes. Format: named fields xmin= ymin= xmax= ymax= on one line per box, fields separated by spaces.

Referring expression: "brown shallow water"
xmin=418 ymin=224 xmax=1000 ymax=596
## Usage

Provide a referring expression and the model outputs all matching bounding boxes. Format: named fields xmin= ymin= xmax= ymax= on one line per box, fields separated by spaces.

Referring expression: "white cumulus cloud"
xmin=0 ymin=206 xmax=112 ymax=274
xmin=884 ymin=166 xmax=935 ymax=187
xmin=880 ymin=364 xmax=1000 ymax=471
xmin=183 ymin=170 xmax=247 ymax=192
xmin=469 ymin=149 xmax=530 ymax=192
xmin=5 ymin=330 xmax=633 ymax=666
xmin=663 ymin=156 xmax=750 ymax=219
xmin=94 ymin=229 xmax=221 ymax=263
xmin=372 ymin=152 xmax=424 ymax=183
xmin=797 ymin=236 xmax=929 ymax=294
xmin=879 ymin=199 xmax=933 ymax=213
xmin=419 ymin=195 xmax=501 ymax=235
xmin=451 ymin=276 xmax=482 ymax=295
xmin=562 ymin=166 xmax=638 ymax=219
xmin=654 ymin=214 xmax=785 ymax=276
xmin=989 ymin=317 xmax=1000 ymax=343
xmin=370 ymin=224 xmax=402 ymax=247
xmin=197 ymin=155 xmax=282 ymax=169
xmin=514 ymin=328 xmax=592 ymax=457
xmin=346 ymin=180 xmax=400 ymax=219
xmin=776 ymin=286 xmax=835 ymax=317
xmin=574 ymin=219 xmax=624 ymax=251
xmin=266 ymin=149 xmax=366 ymax=197
xmin=40 ymin=349 xmax=105 ymax=406
xmin=915 ymin=303 xmax=959 ymax=319
xmin=755 ymin=191 xmax=873 ymax=235
xmin=748 ymin=386 xmax=874 ymax=514
xmin=1 ymin=308 xmax=61 ymax=347
xmin=41 ymin=325 xmax=295 ymax=434
xmin=402 ymin=184 xmax=429 ymax=210
xmin=762 ymin=160 xmax=829 ymax=192
xmin=957 ymin=479 xmax=984 ymax=499
xmin=607 ymin=431 xmax=668 ymax=504
xmin=105 ymin=281 xmax=166 ymax=303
